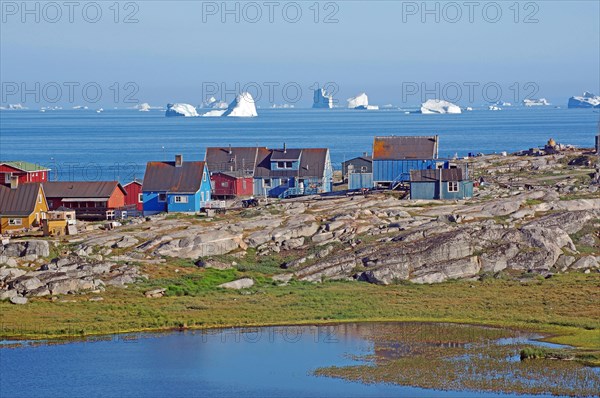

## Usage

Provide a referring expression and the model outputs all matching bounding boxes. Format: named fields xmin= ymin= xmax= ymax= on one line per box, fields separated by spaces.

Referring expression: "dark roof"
xmin=373 ymin=136 xmax=438 ymax=160
xmin=270 ymin=148 xmax=302 ymax=161
xmin=205 ymin=147 xmax=266 ymax=175
xmin=43 ymin=181 xmax=126 ymax=199
xmin=142 ymin=161 xmax=206 ymax=193
xmin=0 ymin=161 xmax=50 ymax=172
xmin=343 ymin=155 xmax=373 ymax=164
xmin=0 ymin=183 xmax=42 ymax=216
xmin=410 ymin=168 xmax=465 ymax=182
xmin=253 ymin=148 xmax=329 ymax=179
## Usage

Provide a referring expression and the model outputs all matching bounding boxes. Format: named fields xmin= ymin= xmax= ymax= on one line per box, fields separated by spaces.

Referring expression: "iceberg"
xmin=201 ymin=92 xmax=258 ymax=117
xmin=72 ymin=105 xmax=88 ymax=110
xmin=1 ymin=103 xmax=27 ymax=110
xmin=201 ymin=97 xmax=229 ymax=109
xmin=488 ymin=105 xmax=502 ymax=111
xmin=420 ymin=99 xmax=462 ymax=114
xmin=165 ymin=103 xmax=199 ymax=117
xmin=312 ymin=88 xmax=333 ymax=109
xmin=347 ymin=93 xmax=368 ymax=109
xmin=568 ymin=92 xmax=600 ymax=108
xmin=222 ymin=92 xmax=258 ymax=117
xmin=523 ymin=98 xmax=551 ymax=106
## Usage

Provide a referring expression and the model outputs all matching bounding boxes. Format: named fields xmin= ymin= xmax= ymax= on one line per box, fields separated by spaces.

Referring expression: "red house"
xmin=123 ymin=180 xmax=143 ymax=212
xmin=43 ymin=181 xmax=127 ymax=220
xmin=0 ymin=161 xmax=50 ymax=187
xmin=211 ymin=172 xmax=254 ymax=197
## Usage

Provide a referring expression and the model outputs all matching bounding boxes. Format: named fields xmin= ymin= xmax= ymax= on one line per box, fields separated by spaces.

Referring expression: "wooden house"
xmin=0 ymin=161 xmax=50 ymax=187
xmin=253 ymin=146 xmax=333 ymax=198
xmin=123 ymin=180 xmax=143 ymax=213
xmin=0 ymin=179 xmax=48 ymax=233
xmin=409 ymin=168 xmax=473 ymax=200
xmin=43 ymin=181 xmax=126 ymax=220
xmin=372 ymin=136 xmax=439 ymax=188
xmin=342 ymin=153 xmax=372 ymax=180
xmin=142 ymin=155 xmax=211 ymax=215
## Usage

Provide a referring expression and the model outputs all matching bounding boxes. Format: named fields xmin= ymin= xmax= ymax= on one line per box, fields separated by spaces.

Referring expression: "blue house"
xmin=142 ymin=155 xmax=211 ymax=215
xmin=409 ymin=168 xmax=473 ymax=200
xmin=253 ymin=146 xmax=333 ymax=198
xmin=372 ymin=136 xmax=440 ymax=189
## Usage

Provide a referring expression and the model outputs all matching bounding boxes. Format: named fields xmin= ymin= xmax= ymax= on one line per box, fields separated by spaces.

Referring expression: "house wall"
xmin=348 ymin=173 xmax=374 ymax=190
xmin=410 ymin=181 xmax=474 ymax=200
xmin=142 ymin=191 xmax=168 ymax=215
xmin=107 ymin=187 xmax=126 ymax=208
xmin=124 ymin=183 xmax=143 ymax=211
xmin=211 ymin=174 xmax=253 ymax=197
xmin=373 ymin=159 xmax=437 ymax=183
xmin=167 ymin=193 xmax=199 ymax=213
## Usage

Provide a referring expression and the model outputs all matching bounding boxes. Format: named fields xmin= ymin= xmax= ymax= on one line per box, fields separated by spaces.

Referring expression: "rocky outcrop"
xmin=154 ymin=230 xmax=243 ymax=258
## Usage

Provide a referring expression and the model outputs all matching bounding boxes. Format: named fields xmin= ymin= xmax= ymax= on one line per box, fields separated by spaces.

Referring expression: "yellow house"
xmin=0 ymin=181 xmax=48 ymax=234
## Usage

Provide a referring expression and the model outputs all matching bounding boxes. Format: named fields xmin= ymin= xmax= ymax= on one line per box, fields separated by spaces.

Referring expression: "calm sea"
xmin=0 ymin=108 xmax=597 ymax=182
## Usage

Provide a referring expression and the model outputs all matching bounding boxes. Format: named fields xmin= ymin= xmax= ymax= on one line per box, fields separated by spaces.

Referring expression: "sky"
xmin=1 ymin=0 xmax=599 ymax=108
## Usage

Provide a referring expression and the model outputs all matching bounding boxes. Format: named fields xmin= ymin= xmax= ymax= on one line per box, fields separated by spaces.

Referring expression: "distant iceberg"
xmin=312 ymin=88 xmax=333 ymax=109
xmin=523 ymin=98 xmax=551 ymax=106
xmin=271 ymin=103 xmax=295 ymax=109
xmin=420 ymin=99 xmax=461 ymax=114
xmin=347 ymin=93 xmax=379 ymax=110
xmin=165 ymin=103 xmax=199 ymax=117
xmin=568 ymin=92 xmax=600 ymax=108
xmin=201 ymin=92 xmax=258 ymax=117
xmin=201 ymin=96 xmax=229 ymax=109
xmin=488 ymin=105 xmax=502 ymax=111
xmin=1 ymin=103 xmax=27 ymax=110
xmin=72 ymin=105 xmax=88 ymax=110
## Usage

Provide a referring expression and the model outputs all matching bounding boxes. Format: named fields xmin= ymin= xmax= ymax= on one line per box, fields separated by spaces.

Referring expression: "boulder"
xmin=570 ymin=256 xmax=599 ymax=270
xmin=218 ymin=278 xmax=254 ymax=290
xmin=10 ymin=296 xmax=28 ymax=305
xmin=145 ymin=288 xmax=166 ymax=298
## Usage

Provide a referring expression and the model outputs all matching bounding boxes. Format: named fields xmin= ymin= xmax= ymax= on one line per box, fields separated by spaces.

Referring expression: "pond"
xmin=1 ymin=323 xmax=598 ymax=397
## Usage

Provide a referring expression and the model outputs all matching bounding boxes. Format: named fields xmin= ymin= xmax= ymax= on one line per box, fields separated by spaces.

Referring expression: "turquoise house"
xmin=409 ymin=168 xmax=473 ymax=200
xmin=142 ymin=155 xmax=211 ymax=215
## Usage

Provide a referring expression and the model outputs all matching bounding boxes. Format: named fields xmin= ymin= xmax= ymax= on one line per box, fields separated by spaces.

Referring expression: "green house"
xmin=409 ymin=168 xmax=473 ymax=200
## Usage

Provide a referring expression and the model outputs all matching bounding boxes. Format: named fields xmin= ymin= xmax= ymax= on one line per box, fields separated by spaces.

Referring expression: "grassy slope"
xmin=1 ymin=266 xmax=598 ymax=354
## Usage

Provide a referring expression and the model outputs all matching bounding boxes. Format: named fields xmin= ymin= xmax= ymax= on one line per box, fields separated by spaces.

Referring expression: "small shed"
xmin=211 ymin=172 xmax=253 ymax=198
xmin=410 ymin=168 xmax=473 ymax=200
xmin=123 ymin=180 xmax=143 ymax=213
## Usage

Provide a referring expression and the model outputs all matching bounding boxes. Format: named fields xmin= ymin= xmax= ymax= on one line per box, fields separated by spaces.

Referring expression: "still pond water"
xmin=1 ymin=323 xmax=598 ymax=397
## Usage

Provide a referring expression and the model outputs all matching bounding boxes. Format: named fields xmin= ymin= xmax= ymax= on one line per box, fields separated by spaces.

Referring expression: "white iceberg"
xmin=312 ymin=88 xmax=333 ymax=109
xmin=72 ymin=105 xmax=88 ymax=110
xmin=137 ymin=103 xmax=151 ymax=112
xmin=568 ymin=92 xmax=600 ymax=108
xmin=201 ymin=92 xmax=258 ymax=117
xmin=465 ymin=107 xmax=473 ymax=111
xmin=523 ymin=98 xmax=551 ymax=106
xmin=271 ymin=103 xmax=295 ymax=109
xmin=1 ymin=103 xmax=27 ymax=110
xmin=420 ymin=99 xmax=462 ymax=114
xmin=165 ymin=103 xmax=199 ymax=117
xmin=347 ymin=93 xmax=379 ymax=110
xmin=201 ymin=97 xmax=229 ymax=109
xmin=488 ymin=105 xmax=502 ymax=111
xmin=347 ymin=93 xmax=369 ymax=109
xmin=222 ymin=92 xmax=258 ymax=117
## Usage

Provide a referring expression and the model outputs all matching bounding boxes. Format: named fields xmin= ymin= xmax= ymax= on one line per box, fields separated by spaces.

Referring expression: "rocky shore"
xmin=1 ymin=149 xmax=599 ymax=303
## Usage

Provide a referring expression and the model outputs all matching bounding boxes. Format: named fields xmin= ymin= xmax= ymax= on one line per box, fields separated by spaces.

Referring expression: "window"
xmin=277 ymin=161 xmax=293 ymax=169
xmin=174 ymin=196 xmax=188 ymax=203
xmin=138 ymin=193 xmax=143 ymax=203
xmin=200 ymin=192 xmax=205 ymax=202
xmin=242 ymin=180 xmax=247 ymax=190
xmin=8 ymin=219 xmax=22 ymax=226
xmin=221 ymin=181 xmax=229 ymax=188
xmin=263 ymin=179 xmax=271 ymax=188
xmin=203 ymin=173 xmax=207 ymax=182
xmin=158 ymin=193 xmax=167 ymax=202
xmin=5 ymin=174 xmax=11 ymax=184
xmin=48 ymin=200 xmax=54 ymax=209
xmin=360 ymin=166 xmax=368 ymax=173
xmin=448 ymin=181 xmax=459 ymax=192
xmin=38 ymin=194 xmax=42 ymax=204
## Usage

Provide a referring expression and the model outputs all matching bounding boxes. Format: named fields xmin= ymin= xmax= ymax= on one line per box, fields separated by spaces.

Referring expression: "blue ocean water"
xmin=0 ymin=108 xmax=598 ymax=182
